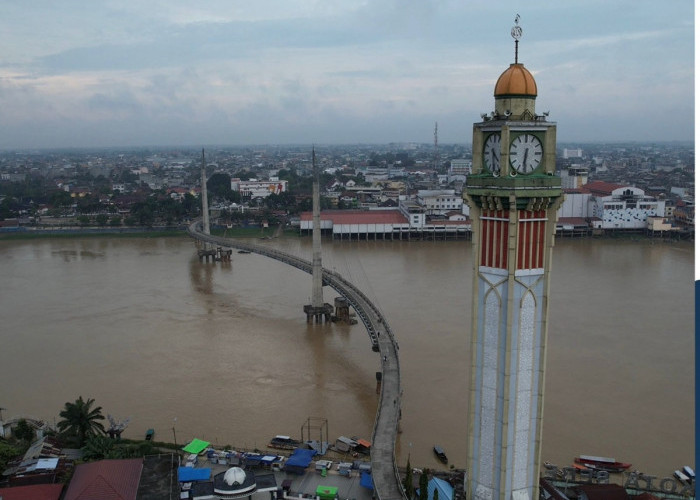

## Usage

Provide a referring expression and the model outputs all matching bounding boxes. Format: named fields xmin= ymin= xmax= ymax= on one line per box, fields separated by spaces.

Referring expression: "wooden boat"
xmin=574 ymin=455 xmax=631 ymax=473
xmin=145 ymin=428 xmax=154 ymax=441
xmin=683 ymin=466 xmax=695 ymax=481
xmin=674 ymin=470 xmax=691 ymax=484
xmin=268 ymin=435 xmax=301 ymax=450
xmin=433 ymin=445 xmax=448 ymax=464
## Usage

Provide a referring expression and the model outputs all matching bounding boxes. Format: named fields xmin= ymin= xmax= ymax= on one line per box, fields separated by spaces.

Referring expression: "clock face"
xmin=483 ymin=134 xmax=501 ymax=173
xmin=509 ymin=133 xmax=542 ymax=174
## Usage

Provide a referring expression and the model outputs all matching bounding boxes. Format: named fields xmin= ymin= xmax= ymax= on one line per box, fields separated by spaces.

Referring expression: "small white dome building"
xmin=214 ymin=466 xmax=257 ymax=499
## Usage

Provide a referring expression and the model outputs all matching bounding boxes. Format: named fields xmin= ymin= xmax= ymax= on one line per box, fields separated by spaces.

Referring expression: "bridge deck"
xmin=188 ymin=224 xmax=407 ymax=500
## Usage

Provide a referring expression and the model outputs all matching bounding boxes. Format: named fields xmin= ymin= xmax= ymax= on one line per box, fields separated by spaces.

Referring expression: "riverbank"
xmin=0 ymin=225 xmax=285 ymax=240
xmin=0 ymin=224 xmax=691 ymax=243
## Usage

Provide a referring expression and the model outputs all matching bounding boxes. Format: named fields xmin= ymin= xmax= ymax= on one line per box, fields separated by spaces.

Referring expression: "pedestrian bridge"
xmin=187 ymin=222 xmax=407 ymax=500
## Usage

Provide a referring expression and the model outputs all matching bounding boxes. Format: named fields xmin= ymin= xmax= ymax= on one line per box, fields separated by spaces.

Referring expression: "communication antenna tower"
xmin=433 ymin=122 xmax=439 ymax=170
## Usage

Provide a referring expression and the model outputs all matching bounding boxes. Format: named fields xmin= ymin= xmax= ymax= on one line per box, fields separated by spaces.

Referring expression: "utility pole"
xmin=433 ymin=122 xmax=439 ymax=170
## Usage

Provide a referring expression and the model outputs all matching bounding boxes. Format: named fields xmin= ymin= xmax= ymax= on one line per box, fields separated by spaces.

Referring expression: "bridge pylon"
xmin=304 ymin=147 xmax=333 ymax=323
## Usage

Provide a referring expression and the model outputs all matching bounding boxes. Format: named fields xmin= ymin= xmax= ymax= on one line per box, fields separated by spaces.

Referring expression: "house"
xmin=63 ymin=458 xmax=143 ymax=500
xmin=0 ymin=483 xmax=63 ymax=500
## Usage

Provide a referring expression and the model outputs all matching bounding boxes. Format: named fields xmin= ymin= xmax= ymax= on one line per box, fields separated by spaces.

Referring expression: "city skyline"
xmin=0 ymin=1 xmax=694 ymax=149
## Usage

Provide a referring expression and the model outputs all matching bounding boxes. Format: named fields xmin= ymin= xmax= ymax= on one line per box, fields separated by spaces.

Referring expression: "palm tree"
xmin=57 ymin=396 xmax=106 ymax=447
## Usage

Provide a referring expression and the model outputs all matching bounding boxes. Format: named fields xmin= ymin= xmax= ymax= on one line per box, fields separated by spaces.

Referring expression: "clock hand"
xmin=523 ymin=147 xmax=529 ymax=170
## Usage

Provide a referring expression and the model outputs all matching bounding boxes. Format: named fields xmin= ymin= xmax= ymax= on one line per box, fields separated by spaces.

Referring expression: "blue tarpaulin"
xmin=360 ymin=472 xmax=374 ymax=490
xmin=285 ymin=448 xmax=317 ymax=468
xmin=178 ymin=467 xmax=211 ymax=482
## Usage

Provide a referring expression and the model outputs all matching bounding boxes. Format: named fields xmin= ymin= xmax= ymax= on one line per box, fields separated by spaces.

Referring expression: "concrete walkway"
xmin=187 ymin=223 xmax=407 ymax=500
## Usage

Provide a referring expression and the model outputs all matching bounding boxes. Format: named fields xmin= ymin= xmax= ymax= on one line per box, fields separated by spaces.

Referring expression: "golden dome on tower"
xmin=494 ymin=63 xmax=537 ymax=97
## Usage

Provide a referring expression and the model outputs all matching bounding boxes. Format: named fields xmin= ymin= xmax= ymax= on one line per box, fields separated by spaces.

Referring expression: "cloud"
xmin=0 ymin=0 xmax=693 ymax=148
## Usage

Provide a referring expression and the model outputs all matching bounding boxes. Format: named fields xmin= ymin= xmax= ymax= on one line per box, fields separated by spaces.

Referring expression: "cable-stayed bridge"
xmin=187 ymin=221 xmax=407 ymax=500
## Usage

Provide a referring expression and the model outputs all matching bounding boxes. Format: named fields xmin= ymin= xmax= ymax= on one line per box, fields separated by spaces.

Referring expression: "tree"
xmin=0 ymin=441 xmax=21 ymax=472
xmin=419 ymin=469 xmax=429 ymax=500
xmin=50 ymin=190 xmax=73 ymax=208
xmin=57 ymin=396 xmax=106 ymax=447
xmin=404 ymin=456 xmax=414 ymax=498
xmin=82 ymin=434 xmax=114 ymax=460
xmin=13 ymin=419 xmax=35 ymax=442
xmin=95 ymin=214 xmax=108 ymax=227
xmin=207 ymin=173 xmax=233 ymax=200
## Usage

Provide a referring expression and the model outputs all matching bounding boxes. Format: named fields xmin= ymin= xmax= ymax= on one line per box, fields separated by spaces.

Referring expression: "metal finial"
xmin=511 ymin=14 xmax=522 ymax=63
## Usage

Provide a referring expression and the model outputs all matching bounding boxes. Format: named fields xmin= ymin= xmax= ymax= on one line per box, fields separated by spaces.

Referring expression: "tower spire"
xmin=511 ymin=14 xmax=522 ymax=64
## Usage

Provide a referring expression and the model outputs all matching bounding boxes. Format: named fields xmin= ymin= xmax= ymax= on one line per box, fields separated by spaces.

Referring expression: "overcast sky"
xmin=0 ymin=1 xmax=693 ymax=149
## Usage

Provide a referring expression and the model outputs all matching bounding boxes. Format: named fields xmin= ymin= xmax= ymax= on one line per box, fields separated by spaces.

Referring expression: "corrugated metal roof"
xmin=558 ymin=217 xmax=588 ymax=226
xmin=63 ymin=458 xmax=143 ymax=500
xmin=300 ymin=210 xmax=408 ymax=224
xmin=0 ymin=483 xmax=64 ymax=500
xmin=580 ymin=180 xmax=625 ymax=196
xmin=428 ymin=477 xmax=453 ymax=500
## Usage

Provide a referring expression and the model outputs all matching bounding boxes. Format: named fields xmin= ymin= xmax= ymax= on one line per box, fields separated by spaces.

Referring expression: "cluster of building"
xmin=0 ymin=140 xmax=693 ymax=239
xmin=296 ymin=178 xmax=692 ymax=240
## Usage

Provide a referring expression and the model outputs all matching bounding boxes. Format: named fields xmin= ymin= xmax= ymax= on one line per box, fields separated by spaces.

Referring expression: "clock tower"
xmin=464 ymin=16 xmax=563 ymax=500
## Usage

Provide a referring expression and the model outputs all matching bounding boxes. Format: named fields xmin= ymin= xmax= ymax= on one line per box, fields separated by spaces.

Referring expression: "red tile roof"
xmin=300 ymin=210 xmax=408 ymax=224
xmin=558 ymin=217 xmax=588 ymax=226
xmin=425 ymin=220 xmax=469 ymax=226
xmin=580 ymin=180 xmax=625 ymax=196
xmin=0 ymin=484 xmax=64 ymax=500
xmin=63 ymin=459 xmax=143 ymax=500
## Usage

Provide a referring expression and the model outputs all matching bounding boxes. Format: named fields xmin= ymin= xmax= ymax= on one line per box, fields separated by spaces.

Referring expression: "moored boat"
xmin=674 ymin=470 xmax=691 ymax=484
xmin=145 ymin=428 xmax=154 ymax=441
xmin=683 ymin=466 xmax=695 ymax=481
xmin=269 ymin=435 xmax=301 ymax=450
xmin=433 ymin=445 xmax=448 ymax=464
xmin=574 ymin=455 xmax=631 ymax=473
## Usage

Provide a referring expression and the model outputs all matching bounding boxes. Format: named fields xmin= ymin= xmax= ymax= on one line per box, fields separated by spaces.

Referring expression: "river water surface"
xmin=0 ymin=235 xmax=693 ymax=477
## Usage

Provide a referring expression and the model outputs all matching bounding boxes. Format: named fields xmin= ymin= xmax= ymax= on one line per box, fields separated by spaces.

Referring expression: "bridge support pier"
xmin=217 ymin=247 xmax=232 ymax=262
xmin=197 ymin=249 xmax=217 ymax=262
xmin=303 ymin=303 xmax=334 ymax=323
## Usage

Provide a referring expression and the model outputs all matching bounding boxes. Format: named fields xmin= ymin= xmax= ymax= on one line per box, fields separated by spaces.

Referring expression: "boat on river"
xmin=268 ymin=435 xmax=301 ymax=450
xmin=433 ymin=445 xmax=448 ymax=464
xmin=574 ymin=455 xmax=631 ymax=473
xmin=683 ymin=466 xmax=695 ymax=481
xmin=145 ymin=428 xmax=154 ymax=441
xmin=675 ymin=467 xmax=694 ymax=485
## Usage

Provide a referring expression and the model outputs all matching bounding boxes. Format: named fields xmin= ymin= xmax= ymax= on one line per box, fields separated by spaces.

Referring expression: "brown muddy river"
xmin=0 ymin=235 xmax=693 ymax=478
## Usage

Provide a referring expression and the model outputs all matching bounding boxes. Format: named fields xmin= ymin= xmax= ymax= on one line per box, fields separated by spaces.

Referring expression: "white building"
xmin=448 ymin=159 xmax=471 ymax=183
xmin=559 ymin=181 xmax=665 ymax=229
xmin=562 ymin=148 xmax=583 ymax=159
xmin=231 ymin=178 xmax=288 ymax=199
xmin=415 ymin=189 xmax=463 ymax=215
xmin=559 ymin=166 xmax=589 ymax=189
xmin=558 ymin=190 xmax=590 ymax=218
